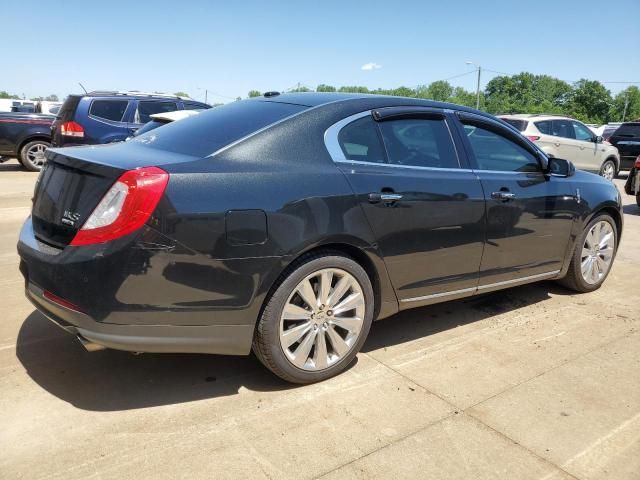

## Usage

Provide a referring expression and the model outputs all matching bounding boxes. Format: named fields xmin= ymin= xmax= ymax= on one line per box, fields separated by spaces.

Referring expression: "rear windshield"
xmin=133 ymin=100 xmax=307 ymax=157
xmin=612 ymin=123 xmax=640 ymax=137
xmin=501 ymin=118 xmax=528 ymax=131
xmin=57 ymin=95 xmax=82 ymax=120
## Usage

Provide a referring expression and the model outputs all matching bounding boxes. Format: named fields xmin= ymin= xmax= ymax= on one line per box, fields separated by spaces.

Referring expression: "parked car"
xmin=607 ymin=122 xmax=640 ymax=171
xmin=499 ymin=114 xmax=620 ymax=180
xmin=18 ymin=93 xmax=623 ymax=383
xmin=0 ymin=112 xmax=54 ymax=170
xmin=602 ymin=123 xmax=622 ymax=142
xmin=128 ymin=109 xmax=201 ymax=139
xmin=623 ymin=155 xmax=640 ymax=206
xmin=51 ymin=91 xmax=210 ymax=148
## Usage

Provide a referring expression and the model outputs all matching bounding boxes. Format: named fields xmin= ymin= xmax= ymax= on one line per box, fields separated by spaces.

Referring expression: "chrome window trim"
xmin=400 ymin=270 xmax=560 ymax=303
xmin=324 ymin=109 xmax=464 ymax=170
xmin=335 ymin=159 xmax=473 ymax=173
xmin=324 ymin=110 xmax=374 ymax=163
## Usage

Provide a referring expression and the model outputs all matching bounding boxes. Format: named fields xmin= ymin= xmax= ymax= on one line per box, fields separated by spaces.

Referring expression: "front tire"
xmin=599 ymin=159 xmax=616 ymax=181
xmin=253 ymin=252 xmax=374 ymax=384
xmin=19 ymin=140 xmax=50 ymax=171
xmin=558 ymin=213 xmax=617 ymax=293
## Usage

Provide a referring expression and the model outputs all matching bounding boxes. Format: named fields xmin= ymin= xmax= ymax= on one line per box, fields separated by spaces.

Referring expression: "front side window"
xmin=463 ymin=124 xmax=540 ymax=173
xmin=378 ymin=118 xmax=459 ymax=168
xmin=551 ymin=119 xmax=575 ymax=139
xmin=89 ymin=100 xmax=129 ymax=122
xmin=572 ymin=121 xmax=594 ymax=141
xmin=136 ymin=101 xmax=178 ymax=124
xmin=337 ymin=116 xmax=386 ymax=163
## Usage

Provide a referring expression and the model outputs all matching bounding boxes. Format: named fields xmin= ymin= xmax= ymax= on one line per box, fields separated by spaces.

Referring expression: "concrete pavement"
xmin=0 ymin=158 xmax=638 ymax=479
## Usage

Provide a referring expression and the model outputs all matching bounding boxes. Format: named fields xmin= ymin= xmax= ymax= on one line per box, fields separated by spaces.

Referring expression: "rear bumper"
xmin=25 ymin=282 xmax=253 ymax=355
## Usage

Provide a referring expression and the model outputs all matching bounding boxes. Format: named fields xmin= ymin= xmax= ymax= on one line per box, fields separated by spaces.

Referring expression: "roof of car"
xmin=78 ymin=91 xmax=204 ymax=102
xmin=256 ymin=91 xmax=489 ymax=114
xmin=498 ymin=113 xmax=574 ymax=120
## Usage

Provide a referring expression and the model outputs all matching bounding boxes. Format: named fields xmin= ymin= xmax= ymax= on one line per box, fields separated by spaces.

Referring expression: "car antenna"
xmin=78 ymin=82 xmax=88 ymax=94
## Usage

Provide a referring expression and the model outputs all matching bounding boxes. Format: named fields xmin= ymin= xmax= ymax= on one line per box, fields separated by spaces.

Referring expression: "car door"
xmin=325 ymin=108 xmax=485 ymax=305
xmin=571 ymin=120 xmax=600 ymax=171
xmin=550 ymin=118 xmax=586 ymax=166
xmin=454 ymin=112 xmax=578 ymax=289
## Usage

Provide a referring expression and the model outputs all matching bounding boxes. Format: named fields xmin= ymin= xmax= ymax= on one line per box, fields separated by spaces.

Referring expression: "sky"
xmin=4 ymin=0 xmax=640 ymax=103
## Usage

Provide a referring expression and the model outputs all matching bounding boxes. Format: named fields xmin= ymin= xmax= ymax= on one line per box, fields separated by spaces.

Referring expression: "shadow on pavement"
xmin=17 ymin=281 xmax=565 ymax=412
xmin=623 ymin=203 xmax=639 ymax=215
xmin=0 ymin=161 xmax=24 ymax=172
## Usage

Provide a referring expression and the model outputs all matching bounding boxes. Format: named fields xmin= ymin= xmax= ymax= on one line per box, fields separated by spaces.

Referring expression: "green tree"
xmin=484 ymin=73 xmax=571 ymax=115
xmin=30 ymin=96 xmax=44 ymax=101
xmin=289 ymin=86 xmax=312 ymax=93
xmin=248 ymin=90 xmax=262 ymax=97
xmin=174 ymin=91 xmax=190 ymax=98
xmin=566 ymin=79 xmax=612 ymax=123
xmin=391 ymin=86 xmax=415 ymax=98
xmin=610 ymin=86 xmax=640 ymax=122
xmin=338 ymin=86 xmax=370 ymax=93
xmin=450 ymin=87 xmax=480 ymax=108
xmin=416 ymin=80 xmax=454 ymax=101
xmin=0 ymin=91 xmax=20 ymax=99
xmin=45 ymin=94 xmax=59 ymax=102
xmin=316 ymin=84 xmax=336 ymax=92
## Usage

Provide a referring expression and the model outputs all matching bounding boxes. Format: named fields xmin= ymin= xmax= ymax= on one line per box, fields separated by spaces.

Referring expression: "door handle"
xmin=491 ymin=191 xmax=516 ymax=201
xmin=368 ymin=192 xmax=403 ymax=203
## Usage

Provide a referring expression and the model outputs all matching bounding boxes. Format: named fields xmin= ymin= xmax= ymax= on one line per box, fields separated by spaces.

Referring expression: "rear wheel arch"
xmin=18 ymin=135 xmax=50 ymax=156
xmin=259 ymin=242 xmax=384 ymax=328
xmin=603 ymin=156 xmax=619 ymax=174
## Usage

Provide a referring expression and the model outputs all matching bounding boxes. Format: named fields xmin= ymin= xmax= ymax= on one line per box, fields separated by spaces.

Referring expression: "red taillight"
xmin=635 ymin=156 xmax=640 ymax=168
xmin=527 ymin=135 xmax=540 ymax=142
xmin=70 ymin=166 xmax=169 ymax=246
xmin=44 ymin=290 xmax=84 ymax=313
xmin=60 ymin=121 xmax=85 ymax=138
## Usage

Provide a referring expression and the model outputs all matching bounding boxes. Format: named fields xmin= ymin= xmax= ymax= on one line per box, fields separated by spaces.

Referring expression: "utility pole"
xmin=466 ymin=61 xmax=482 ymax=110
xmin=622 ymin=93 xmax=629 ymax=122
xmin=205 ymin=89 xmax=208 ymax=105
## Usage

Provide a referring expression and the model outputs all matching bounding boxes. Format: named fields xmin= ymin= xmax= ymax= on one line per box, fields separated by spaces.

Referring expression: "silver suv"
xmin=499 ymin=114 xmax=620 ymax=180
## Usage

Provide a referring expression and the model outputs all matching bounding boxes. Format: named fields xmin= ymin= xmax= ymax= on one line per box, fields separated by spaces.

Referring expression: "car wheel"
xmin=19 ymin=140 xmax=50 ymax=171
xmin=253 ymin=251 xmax=374 ymax=384
xmin=636 ymin=194 xmax=640 ymax=207
xmin=558 ymin=213 xmax=617 ymax=293
xmin=599 ymin=159 xmax=616 ymax=181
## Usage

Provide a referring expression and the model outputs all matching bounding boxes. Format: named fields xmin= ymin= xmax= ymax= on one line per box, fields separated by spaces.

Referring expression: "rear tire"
xmin=253 ymin=251 xmax=374 ymax=384
xmin=636 ymin=194 xmax=640 ymax=207
xmin=599 ymin=159 xmax=616 ymax=181
xmin=19 ymin=140 xmax=50 ymax=171
xmin=558 ymin=213 xmax=617 ymax=293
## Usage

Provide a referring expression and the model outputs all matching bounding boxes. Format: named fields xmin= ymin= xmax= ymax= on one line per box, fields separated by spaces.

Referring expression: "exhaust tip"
xmin=76 ymin=334 xmax=106 ymax=352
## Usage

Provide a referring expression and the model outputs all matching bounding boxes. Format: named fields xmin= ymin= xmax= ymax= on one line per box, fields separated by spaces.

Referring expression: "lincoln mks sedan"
xmin=18 ymin=93 xmax=623 ymax=383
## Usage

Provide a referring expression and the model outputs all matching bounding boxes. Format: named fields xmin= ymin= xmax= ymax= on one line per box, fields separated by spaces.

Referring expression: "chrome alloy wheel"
xmin=581 ymin=221 xmax=615 ymax=285
xmin=26 ymin=143 xmax=47 ymax=168
xmin=279 ymin=268 xmax=365 ymax=371
xmin=601 ymin=162 xmax=615 ymax=181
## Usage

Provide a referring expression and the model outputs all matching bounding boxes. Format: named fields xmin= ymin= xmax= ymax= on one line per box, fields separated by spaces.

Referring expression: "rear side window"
xmin=338 ymin=116 xmax=385 ymax=163
xmin=134 ymin=100 xmax=307 ymax=157
xmin=379 ymin=118 xmax=459 ymax=169
xmin=136 ymin=101 xmax=178 ymax=123
xmin=613 ymin=123 xmax=640 ymax=137
xmin=463 ymin=124 xmax=540 ymax=173
xmin=534 ymin=120 xmax=552 ymax=135
xmin=183 ymin=102 xmax=207 ymax=110
xmin=89 ymin=100 xmax=129 ymax=122
xmin=551 ymin=119 xmax=575 ymax=139
xmin=501 ymin=118 xmax=528 ymax=131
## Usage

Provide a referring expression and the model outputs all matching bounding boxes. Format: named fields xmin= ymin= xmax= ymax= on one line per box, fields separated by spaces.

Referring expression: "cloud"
xmin=361 ymin=62 xmax=382 ymax=71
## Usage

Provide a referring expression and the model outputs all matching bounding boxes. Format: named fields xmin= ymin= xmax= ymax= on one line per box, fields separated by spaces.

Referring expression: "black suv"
xmin=608 ymin=121 xmax=640 ymax=170
xmin=51 ymin=91 xmax=210 ymax=147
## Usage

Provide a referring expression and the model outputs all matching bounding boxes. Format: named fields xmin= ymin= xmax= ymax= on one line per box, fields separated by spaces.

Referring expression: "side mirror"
xmin=595 ymin=135 xmax=603 ymax=144
xmin=547 ymin=157 xmax=575 ymax=177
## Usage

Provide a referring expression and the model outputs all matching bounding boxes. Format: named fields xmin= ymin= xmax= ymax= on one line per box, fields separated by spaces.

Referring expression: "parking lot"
xmin=0 ymin=158 xmax=638 ymax=479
